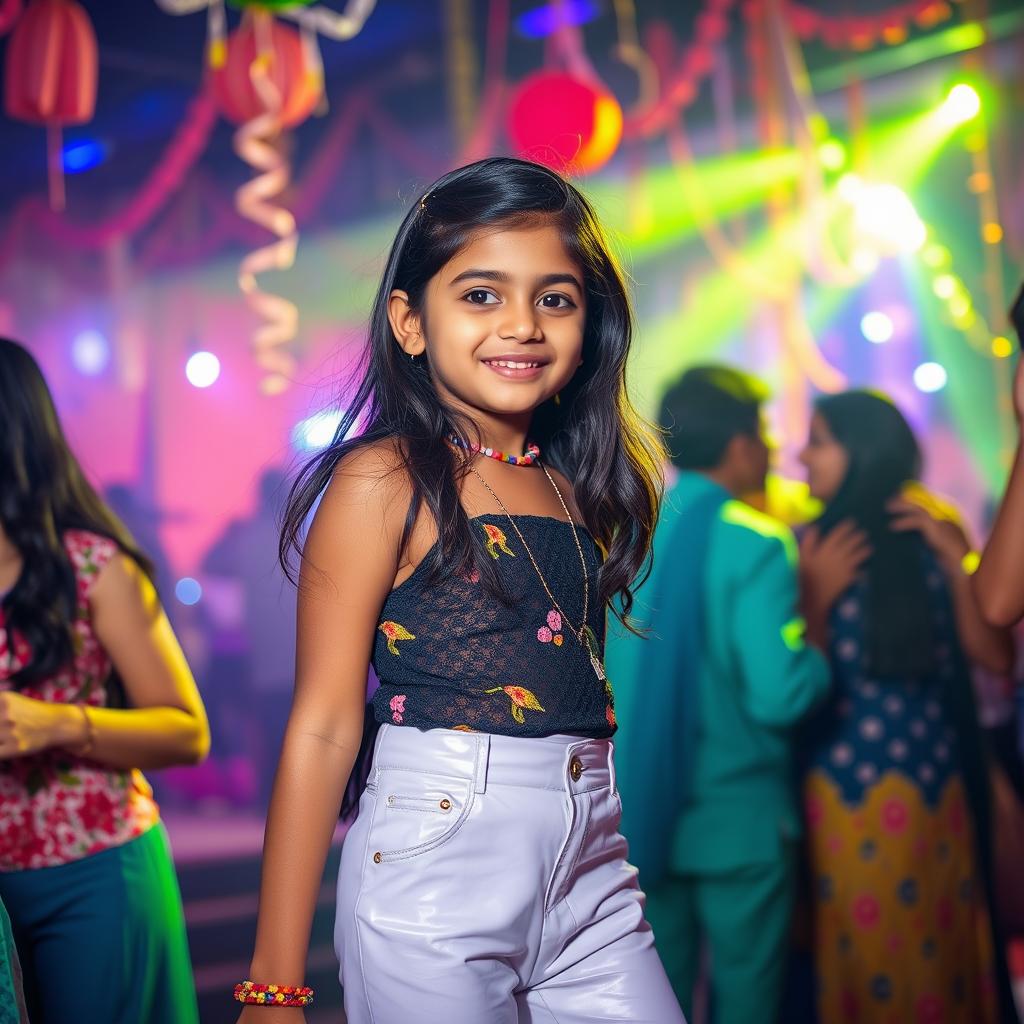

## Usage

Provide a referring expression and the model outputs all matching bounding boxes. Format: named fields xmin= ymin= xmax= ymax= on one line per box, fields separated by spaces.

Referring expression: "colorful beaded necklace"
xmin=447 ymin=434 xmax=541 ymax=466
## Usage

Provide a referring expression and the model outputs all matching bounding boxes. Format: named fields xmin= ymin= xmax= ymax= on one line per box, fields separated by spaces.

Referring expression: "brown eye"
xmin=539 ymin=293 xmax=574 ymax=309
xmin=465 ymin=289 xmax=498 ymax=305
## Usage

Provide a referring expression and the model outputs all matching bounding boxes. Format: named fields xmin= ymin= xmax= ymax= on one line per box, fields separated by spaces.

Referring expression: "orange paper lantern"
xmin=210 ymin=14 xmax=322 ymax=129
xmin=507 ymin=71 xmax=623 ymax=175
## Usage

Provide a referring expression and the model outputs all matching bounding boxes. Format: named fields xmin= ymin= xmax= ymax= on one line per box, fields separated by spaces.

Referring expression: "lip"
xmin=480 ymin=354 xmax=548 ymax=381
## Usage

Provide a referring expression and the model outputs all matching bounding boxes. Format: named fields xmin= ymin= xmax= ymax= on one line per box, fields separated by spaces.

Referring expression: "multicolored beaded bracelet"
xmin=233 ymin=981 xmax=315 ymax=1008
xmin=447 ymin=433 xmax=541 ymax=466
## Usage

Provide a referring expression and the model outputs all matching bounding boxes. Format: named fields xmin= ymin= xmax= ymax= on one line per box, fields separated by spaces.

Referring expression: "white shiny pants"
xmin=335 ymin=725 xmax=686 ymax=1023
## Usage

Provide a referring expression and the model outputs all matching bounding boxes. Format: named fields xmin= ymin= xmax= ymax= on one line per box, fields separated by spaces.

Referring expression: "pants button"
xmin=569 ymin=756 xmax=584 ymax=782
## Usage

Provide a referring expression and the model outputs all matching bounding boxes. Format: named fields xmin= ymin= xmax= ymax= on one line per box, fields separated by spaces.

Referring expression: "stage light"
xmin=932 ymin=274 xmax=957 ymax=299
xmin=185 ymin=351 xmax=220 ymax=388
xmin=516 ymin=0 xmax=598 ymax=39
xmin=913 ymin=362 xmax=948 ymax=393
xmin=63 ymin=139 xmax=107 ymax=174
xmin=992 ymin=336 xmax=1013 ymax=358
xmin=860 ymin=311 xmax=894 ymax=344
xmin=818 ymin=139 xmax=846 ymax=171
xmin=940 ymin=83 xmax=981 ymax=125
xmin=852 ymin=182 xmax=926 ymax=254
xmin=947 ymin=294 xmax=971 ymax=319
xmin=71 ymin=330 xmax=110 ymax=375
xmin=293 ymin=409 xmax=343 ymax=451
xmin=175 ymin=578 xmax=202 ymax=606
xmin=982 ymin=222 xmax=1003 ymax=244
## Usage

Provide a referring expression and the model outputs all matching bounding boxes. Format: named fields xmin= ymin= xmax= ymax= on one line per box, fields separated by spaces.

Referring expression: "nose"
xmin=497 ymin=298 xmax=540 ymax=342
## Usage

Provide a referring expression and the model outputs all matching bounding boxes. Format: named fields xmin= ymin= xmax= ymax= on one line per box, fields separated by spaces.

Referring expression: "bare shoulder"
xmin=303 ymin=439 xmax=416 ymax=593
xmin=319 ymin=438 xmax=413 ymax=528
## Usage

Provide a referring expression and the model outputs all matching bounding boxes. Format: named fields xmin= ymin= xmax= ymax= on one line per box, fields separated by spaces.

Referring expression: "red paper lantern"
xmin=210 ymin=13 xmax=322 ymax=129
xmin=3 ymin=0 xmax=97 ymax=124
xmin=507 ymin=71 xmax=623 ymax=175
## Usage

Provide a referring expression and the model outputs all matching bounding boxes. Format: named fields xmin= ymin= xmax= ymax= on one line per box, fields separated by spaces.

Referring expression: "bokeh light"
xmin=913 ymin=362 xmax=948 ymax=393
xmin=860 ymin=311 xmax=894 ymax=344
xmin=175 ymin=577 xmax=202 ymax=606
xmin=292 ymin=409 xmax=343 ymax=451
xmin=71 ymin=330 xmax=110 ymax=375
xmin=185 ymin=351 xmax=221 ymax=389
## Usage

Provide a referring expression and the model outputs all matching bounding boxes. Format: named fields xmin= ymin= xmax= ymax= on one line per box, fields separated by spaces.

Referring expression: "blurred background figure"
xmin=201 ymin=469 xmax=297 ymax=812
xmin=796 ymin=390 xmax=1017 ymax=1024
xmin=608 ymin=365 xmax=831 ymax=1024
xmin=0 ymin=338 xmax=209 ymax=1024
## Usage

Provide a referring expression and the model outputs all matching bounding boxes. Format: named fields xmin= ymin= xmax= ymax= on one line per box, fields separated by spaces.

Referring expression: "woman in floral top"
xmin=0 ymin=338 xmax=210 ymax=1024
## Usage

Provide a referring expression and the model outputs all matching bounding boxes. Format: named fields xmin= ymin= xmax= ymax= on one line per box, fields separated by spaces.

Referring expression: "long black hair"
xmin=814 ymin=390 xmax=934 ymax=678
xmin=0 ymin=338 xmax=153 ymax=686
xmin=280 ymin=157 xmax=664 ymax=620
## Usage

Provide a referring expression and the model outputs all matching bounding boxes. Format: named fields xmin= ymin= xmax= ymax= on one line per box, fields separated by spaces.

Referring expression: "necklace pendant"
xmin=589 ymin=651 xmax=606 ymax=681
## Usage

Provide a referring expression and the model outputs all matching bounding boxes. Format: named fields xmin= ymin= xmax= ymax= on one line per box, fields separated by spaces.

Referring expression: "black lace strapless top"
xmin=371 ymin=515 xmax=615 ymax=738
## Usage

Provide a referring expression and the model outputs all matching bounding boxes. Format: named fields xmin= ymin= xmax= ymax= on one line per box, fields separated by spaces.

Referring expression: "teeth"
xmin=487 ymin=360 xmax=540 ymax=369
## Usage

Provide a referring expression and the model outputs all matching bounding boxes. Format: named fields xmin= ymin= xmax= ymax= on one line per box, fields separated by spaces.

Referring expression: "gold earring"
xmin=553 ymin=393 xmax=561 ymax=406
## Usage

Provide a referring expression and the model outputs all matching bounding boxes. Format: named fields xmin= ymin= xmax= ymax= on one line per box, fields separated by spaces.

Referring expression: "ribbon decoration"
xmin=232 ymin=10 xmax=300 ymax=395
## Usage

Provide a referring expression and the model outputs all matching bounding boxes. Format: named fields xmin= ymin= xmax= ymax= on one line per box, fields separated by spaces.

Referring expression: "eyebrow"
xmin=448 ymin=268 xmax=583 ymax=291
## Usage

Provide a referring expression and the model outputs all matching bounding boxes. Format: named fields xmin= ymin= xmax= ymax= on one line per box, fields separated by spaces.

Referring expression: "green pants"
xmin=645 ymin=851 xmax=796 ymax=1024
xmin=0 ymin=823 xmax=197 ymax=1024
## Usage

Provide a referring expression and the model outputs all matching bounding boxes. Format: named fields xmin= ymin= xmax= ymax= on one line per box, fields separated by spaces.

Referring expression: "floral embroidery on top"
xmin=379 ymin=620 xmax=415 ymax=656
xmin=537 ymin=609 xmax=564 ymax=646
xmin=481 ymin=523 xmax=515 ymax=560
xmin=484 ymin=685 xmax=545 ymax=725
xmin=389 ymin=694 xmax=407 ymax=724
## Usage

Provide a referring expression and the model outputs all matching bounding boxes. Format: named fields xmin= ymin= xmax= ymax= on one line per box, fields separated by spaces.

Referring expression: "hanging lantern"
xmin=507 ymin=71 xmax=623 ymax=175
xmin=210 ymin=12 xmax=322 ymax=128
xmin=3 ymin=0 xmax=98 ymax=209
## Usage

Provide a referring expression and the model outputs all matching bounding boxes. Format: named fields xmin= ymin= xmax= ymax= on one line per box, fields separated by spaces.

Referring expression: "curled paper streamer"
xmin=234 ymin=11 xmax=300 ymax=394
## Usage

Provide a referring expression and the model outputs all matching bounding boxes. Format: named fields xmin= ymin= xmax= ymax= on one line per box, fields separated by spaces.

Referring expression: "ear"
xmin=388 ymin=290 xmax=426 ymax=357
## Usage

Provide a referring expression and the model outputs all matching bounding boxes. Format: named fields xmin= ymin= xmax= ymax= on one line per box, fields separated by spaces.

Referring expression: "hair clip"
xmin=419 ymin=192 xmax=430 ymax=212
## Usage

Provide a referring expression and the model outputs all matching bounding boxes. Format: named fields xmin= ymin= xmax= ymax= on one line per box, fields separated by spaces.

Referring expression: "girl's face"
xmin=391 ymin=222 xmax=586 ymax=423
xmin=799 ymin=413 xmax=849 ymax=502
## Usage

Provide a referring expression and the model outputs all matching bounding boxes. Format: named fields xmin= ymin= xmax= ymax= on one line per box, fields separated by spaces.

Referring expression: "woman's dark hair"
xmin=814 ymin=390 xmax=934 ymax=678
xmin=280 ymin=157 xmax=664 ymax=620
xmin=0 ymin=338 xmax=154 ymax=687
xmin=659 ymin=365 xmax=769 ymax=470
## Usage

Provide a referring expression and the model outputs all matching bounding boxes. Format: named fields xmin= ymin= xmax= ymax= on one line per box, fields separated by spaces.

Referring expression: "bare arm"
xmin=240 ymin=446 xmax=409 ymax=1023
xmin=975 ymin=294 xmax=1024 ymax=626
xmin=975 ymin=434 xmax=1024 ymax=627
xmin=0 ymin=554 xmax=210 ymax=769
xmin=890 ymin=497 xmax=1014 ymax=675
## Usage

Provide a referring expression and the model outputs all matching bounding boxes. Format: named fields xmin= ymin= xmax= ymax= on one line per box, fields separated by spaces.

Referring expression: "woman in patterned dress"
xmin=0 ymin=338 xmax=210 ymax=1024
xmin=797 ymin=390 xmax=1018 ymax=1024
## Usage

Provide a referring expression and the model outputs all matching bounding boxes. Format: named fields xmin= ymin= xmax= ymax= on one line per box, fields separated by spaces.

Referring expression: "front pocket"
xmin=370 ymin=768 xmax=474 ymax=864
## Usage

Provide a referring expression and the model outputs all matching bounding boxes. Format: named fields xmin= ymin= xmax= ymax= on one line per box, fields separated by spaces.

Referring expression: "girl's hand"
xmin=887 ymin=496 xmax=971 ymax=576
xmin=0 ymin=692 xmax=82 ymax=759
xmin=799 ymin=521 xmax=872 ymax=616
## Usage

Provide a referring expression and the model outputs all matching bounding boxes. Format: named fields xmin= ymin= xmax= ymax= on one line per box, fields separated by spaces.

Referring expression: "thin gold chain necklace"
xmin=467 ymin=460 xmax=606 ymax=681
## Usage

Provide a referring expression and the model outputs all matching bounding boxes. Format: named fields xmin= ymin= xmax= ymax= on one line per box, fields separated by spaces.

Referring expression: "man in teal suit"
xmin=606 ymin=366 xmax=830 ymax=1024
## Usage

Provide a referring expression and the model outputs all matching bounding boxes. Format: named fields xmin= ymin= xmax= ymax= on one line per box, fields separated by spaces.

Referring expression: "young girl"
xmin=797 ymin=391 xmax=1017 ymax=1024
xmin=236 ymin=158 xmax=686 ymax=1023
xmin=0 ymin=338 xmax=210 ymax=1023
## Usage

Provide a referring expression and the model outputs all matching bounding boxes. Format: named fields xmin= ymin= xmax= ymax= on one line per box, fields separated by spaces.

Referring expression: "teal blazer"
xmin=607 ymin=472 xmax=831 ymax=875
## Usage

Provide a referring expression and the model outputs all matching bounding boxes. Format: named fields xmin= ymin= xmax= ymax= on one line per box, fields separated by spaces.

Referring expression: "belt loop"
xmin=607 ymin=740 xmax=617 ymax=795
xmin=473 ymin=734 xmax=491 ymax=794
